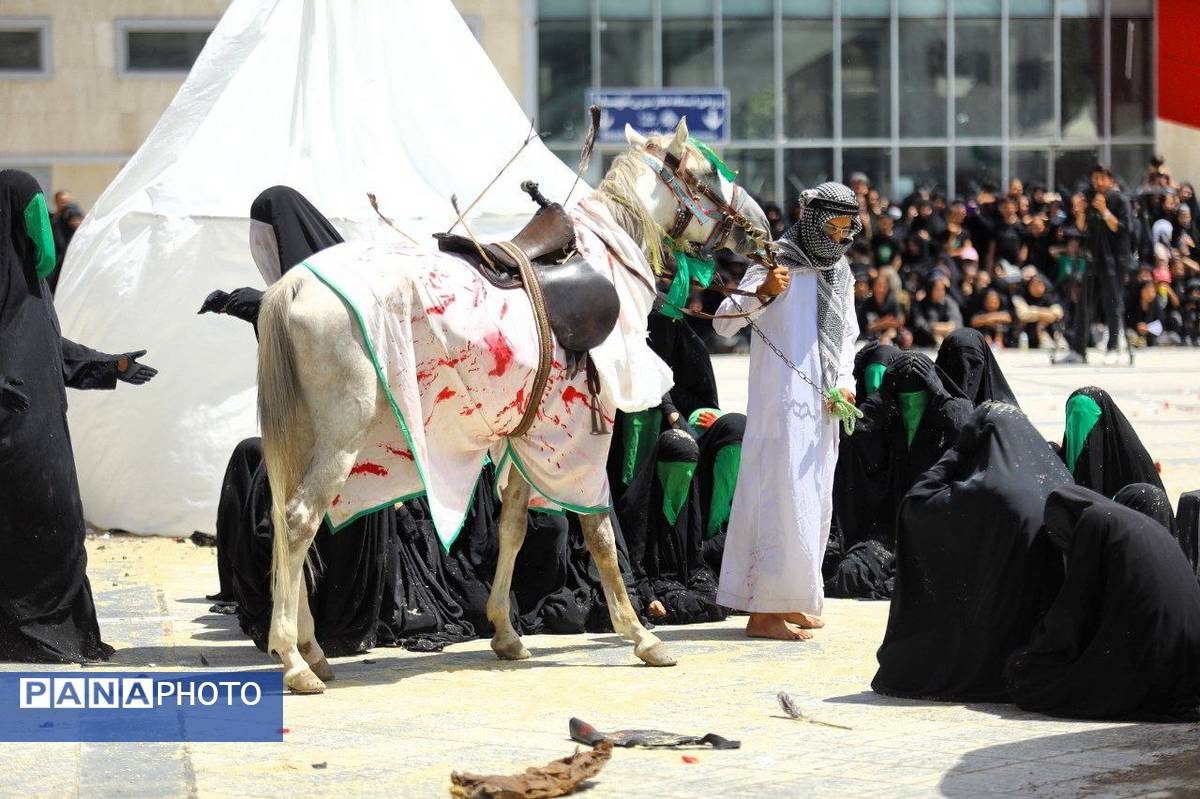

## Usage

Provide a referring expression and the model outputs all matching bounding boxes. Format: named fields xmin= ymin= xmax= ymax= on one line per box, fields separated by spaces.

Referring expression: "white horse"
xmin=257 ymin=118 xmax=768 ymax=693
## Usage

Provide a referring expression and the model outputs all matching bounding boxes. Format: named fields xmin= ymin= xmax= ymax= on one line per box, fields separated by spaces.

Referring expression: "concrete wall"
xmin=0 ymin=0 xmax=528 ymax=208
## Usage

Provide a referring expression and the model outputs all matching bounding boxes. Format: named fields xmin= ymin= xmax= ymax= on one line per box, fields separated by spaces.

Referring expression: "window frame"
xmin=0 ymin=18 xmax=52 ymax=79
xmin=115 ymin=18 xmax=218 ymax=78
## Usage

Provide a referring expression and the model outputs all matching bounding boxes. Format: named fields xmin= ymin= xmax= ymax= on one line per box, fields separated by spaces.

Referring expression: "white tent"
xmin=55 ymin=0 xmax=580 ymax=535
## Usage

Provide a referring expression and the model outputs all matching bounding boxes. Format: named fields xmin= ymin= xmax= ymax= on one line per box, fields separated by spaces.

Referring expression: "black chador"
xmin=873 ymin=403 xmax=1072 ymax=702
xmin=1006 ymin=486 xmax=1200 ymax=721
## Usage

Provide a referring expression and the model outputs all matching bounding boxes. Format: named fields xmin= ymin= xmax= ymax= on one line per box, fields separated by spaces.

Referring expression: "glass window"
xmin=538 ymin=15 xmax=592 ymax=141
xmin=722 ymin=148 xmax=776 ymax=204
xmin=1053 ymin=148 xmax=1101 ymax=196
xmin=1061 ymin=18 xmax=1102 ymax=138
xmin=662 ymin=0 xmax=715 ymax=88
xmin=1009 ymin=16 xmax=1054 ymax=137
xmin=1010 ymin=0 xmax=1054 ymax=15
xmin=899 ymin=17 xmax=948 ymax=138
xmin=782 ymin=18 xmax=834 ymax=138
xmin=842 ymin=18 xmax=891 ymax=139
xmin=784 ymin=148 xmax=835 ymax=198
xmin=0 ymin=22 xmax=48 ymax=74
xmin=600 ymin=0 xmax=653 ymax=88
xmin=842 ymin=147 xmax=891 ymax=198
xmin=899 ymin=147 xmax=948 ymax=197
xmin=119 ymin=21 xmax=214 ymax=74
xmin=841 ymin=0 xmax=889 ymax=16
xmin=1012 ymin=149 xmax=1051 ymax=188
xmin=1059 ymin=0 xmax=1102 ymax=16
xmin=955 ymin=0 xmax=1001 ymax=14
xmin=723 ymin=2 xmax=775 ymax=140
xmin=955 ymin=18 xmax=1001 ymax=138
xmin=1110 ymin=144 xmax=1154 ymax=193
xmin=1110 ymin=15 xmax=1154 ymax=138
xmin=955 ymin=146 xmax=1001 ymax=196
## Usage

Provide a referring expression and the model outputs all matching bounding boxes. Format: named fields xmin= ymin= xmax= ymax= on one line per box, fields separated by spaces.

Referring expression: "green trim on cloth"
xmin=1064 ymin=394 xmax=1103 ymax=474
xmin=706 ymin=443 xmax=741 ymax=538
xmin=897 ymin=390 xmax=928 ymax=447
xmin=501 ymin=442 xmax=612 ymax=516
xmin=864 ymin=362 xmax=887 ymax=397
xmin=23 ymin=193 xmax=56 ymax=279
xmin=656 ymin=460 xmax=697 ymax=526
xmin=621 ymin=408 xmax=662 ymax=485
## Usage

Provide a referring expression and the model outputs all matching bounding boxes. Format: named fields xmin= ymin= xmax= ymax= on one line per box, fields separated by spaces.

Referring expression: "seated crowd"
xmin=695 ymin=155 xmax=1200 ymax=354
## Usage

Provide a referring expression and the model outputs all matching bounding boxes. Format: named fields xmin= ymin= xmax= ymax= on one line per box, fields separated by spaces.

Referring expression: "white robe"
xmin=712 ymin=261 xmax=858 ymax=614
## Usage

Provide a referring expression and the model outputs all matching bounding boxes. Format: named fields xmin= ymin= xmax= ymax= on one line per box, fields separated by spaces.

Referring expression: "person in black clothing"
xmin=0 ymin=170 xmax=157 ymax=663
xmin=911 ymin=275 xmax=962 ymax=347
xmin=860 ymin=273 xmax=906 ymax=344
xmin=870 ymin=213 xmax=902 ymax=271
xmin=1059 ymin=165 xmax=1131 ymax=364
xmin=1060 ymin=386 xmax=1162 ymax=498
xmin=934 ymin=327 xmax=1019 ymax=406
xmin=873 ymin=402 xmax=1073 ymax=702
xmin=1006 ymin=486 xmax=1200 ymax=721
xmin=992 ymin=198 xmax=1026 ymax=268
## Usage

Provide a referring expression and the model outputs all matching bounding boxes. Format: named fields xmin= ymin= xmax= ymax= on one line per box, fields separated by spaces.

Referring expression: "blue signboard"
xmin=587 ymin=89 xmax=730 ymax=145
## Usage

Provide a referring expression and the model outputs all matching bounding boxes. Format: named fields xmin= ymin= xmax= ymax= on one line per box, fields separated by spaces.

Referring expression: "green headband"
xmin=689 ymin=138 xmax=738 ymax=183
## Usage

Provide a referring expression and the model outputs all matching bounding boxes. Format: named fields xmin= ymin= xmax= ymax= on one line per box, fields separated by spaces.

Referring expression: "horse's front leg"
xmin=578 ymin=511 xmax=677 ymax=667
xmin=487 ymin=471 xmax=532 ymax=660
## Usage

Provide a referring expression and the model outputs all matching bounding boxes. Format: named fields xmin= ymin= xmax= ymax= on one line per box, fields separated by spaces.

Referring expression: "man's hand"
xmin=1091 ymin=193 xmax=1108 ymax=213
xmin=757 ymin=265 xmax=791 ymax=300
xmin=825 ymin=387 xmax=855 ymax=412
xmin=198 ymin=289 xmax=231 ymax=315
xmin=694 ymin=410 xmax=720 ymax=429
xmin=0 ymin=376 xmax=29 ymax=414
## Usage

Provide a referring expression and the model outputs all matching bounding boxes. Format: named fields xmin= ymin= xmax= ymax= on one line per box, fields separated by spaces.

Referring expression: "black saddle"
xmin=434 ymin=183 xmax=619 ymax=356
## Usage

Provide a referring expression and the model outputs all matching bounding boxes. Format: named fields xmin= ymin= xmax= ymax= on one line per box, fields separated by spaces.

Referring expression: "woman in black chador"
xmin=933 ymin=327 xmax=1019 ymax=406
xmin=873 ymin=402 xmax=1072 ymax=702
xmin=0 ymin=170 xmax=157 ymax=662
xmin=825 ymin=352 xmax=972 ymax=599
xmin=1006 ymin=485 xmax=1200 ymax=721
xmin=1060 ymin=386 xmax=1162 ymax=498
xmin=205 ymin=186 xmax=476 ymax=654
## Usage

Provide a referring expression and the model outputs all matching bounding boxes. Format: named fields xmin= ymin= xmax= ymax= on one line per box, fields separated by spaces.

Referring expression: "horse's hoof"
xmin=636 ymin=641 xmax=677 ymax=667
xmin=491 ymin=637 xmax=531 ymax=661
xmin=309 ymin=658 xmax=335 ymax=681
xmin=285 ymin=668 xmax=326 ymax=694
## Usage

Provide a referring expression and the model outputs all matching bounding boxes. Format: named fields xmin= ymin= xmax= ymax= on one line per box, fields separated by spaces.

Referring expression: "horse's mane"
xmin=593 ymin=135 xmax=714 ymax=276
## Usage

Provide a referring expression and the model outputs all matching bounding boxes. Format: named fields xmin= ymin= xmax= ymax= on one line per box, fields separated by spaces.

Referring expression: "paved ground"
xmin=6 ymin=347 xmax=1200 ymax=798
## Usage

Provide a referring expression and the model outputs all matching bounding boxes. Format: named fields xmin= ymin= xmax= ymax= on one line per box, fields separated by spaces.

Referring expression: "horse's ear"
xmin=667 ymin=117 xmax=690 ymax=156
xmin=624 ymin=124 xmax=648 ymax=148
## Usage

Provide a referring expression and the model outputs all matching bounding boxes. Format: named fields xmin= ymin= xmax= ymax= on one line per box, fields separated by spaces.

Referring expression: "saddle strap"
xmin=496 ymin=241 xmax=554 ymax=438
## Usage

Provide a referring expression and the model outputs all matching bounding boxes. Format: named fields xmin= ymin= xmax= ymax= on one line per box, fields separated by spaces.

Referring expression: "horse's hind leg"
xmin=488 ymin=472 xmax=532 ymax=660
xmin=297 ymin=590 xmax=334 ymax=682
xmin=578 ymin=511 xmax=677 ymax=667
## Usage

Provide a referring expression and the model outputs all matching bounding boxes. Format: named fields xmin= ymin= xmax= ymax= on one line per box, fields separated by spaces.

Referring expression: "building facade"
xmin=536 ymin=0 xmax=1158 ymax=204
xmin=0 ymin=1 xmax=1171 ymax=209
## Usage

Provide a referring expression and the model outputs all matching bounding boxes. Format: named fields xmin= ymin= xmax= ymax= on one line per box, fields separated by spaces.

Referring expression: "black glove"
xmin=117 ymin=350 xmax=158 ymax=385
xmin=198 ymin=289 xmax=232 ymax=314
xmin=0 ymin=376 xmax=29 ymax=414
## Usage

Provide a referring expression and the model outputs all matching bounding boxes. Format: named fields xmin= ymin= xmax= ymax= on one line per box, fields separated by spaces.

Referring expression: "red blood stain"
xmin=551 ymin=359 xmax=563 ymax=370
xmin=438 ymin=355 xmax=467 ymax=369
xmin=500 ymin=299 xmax=508 ymax=318
xmin=459 ymin=406 xmax=475 ymax=416
xmin=350 ymin=462 xmax=388 ymax=477
xmin=279 ymin=727 xmax=291 ymax=734
xmin=426 ymin=295 xmax=457 ymax=315
xmin=562 ymin=386 xmax=591 ymax=411
xmin=383 ymin=445 xmax=414 ymax=461
xmin=484 ymin=331 xmax=514 ymax=377
xmin=332 ymin=495 xmax=341 ymax=507
xmin=681 ymin=756 xmax=698 ymax=764
xmin=1155 ymin=461 xmax=1163 ymax=473
xmin=415 ymin=369 xmax=433 ymax=383
xmin=435 ymin=387 xmax=457 ymax=404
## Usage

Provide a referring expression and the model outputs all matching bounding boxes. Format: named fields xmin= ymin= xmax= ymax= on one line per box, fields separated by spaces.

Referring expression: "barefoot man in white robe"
xmin=713 ymin=182 xmax=862 ymax=641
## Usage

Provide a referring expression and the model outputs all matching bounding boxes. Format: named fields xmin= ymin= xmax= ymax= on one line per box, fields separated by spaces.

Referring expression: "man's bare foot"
xmin=647 ymin=600 xmax=668 ymax=619
xmin=746 ymin=613 xmax=812 ymax=641
xmin=781 ymin=612 xmax=824 ymax=629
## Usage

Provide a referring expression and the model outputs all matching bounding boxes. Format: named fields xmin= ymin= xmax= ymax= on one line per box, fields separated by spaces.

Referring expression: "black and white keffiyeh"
xmin=776 ymin=182 xmax=862 ymax=391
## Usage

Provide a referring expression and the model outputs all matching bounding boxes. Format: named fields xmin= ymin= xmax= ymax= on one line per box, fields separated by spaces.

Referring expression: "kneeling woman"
xmin=872 ymin=402 xmax=1072 ymax=701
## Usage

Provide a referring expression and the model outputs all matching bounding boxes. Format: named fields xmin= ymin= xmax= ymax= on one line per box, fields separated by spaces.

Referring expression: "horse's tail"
xmin=257 ymin=277 xmax=308 ymax=608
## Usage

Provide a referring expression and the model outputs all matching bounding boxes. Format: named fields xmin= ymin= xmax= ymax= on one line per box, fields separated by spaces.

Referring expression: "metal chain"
xmin=721 ymin=292 xmax=825 ymax=394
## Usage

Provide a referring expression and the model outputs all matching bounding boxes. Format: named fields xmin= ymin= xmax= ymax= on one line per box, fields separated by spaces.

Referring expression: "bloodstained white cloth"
xmin=711 ymin=262 xmax=858 ymax=614
xmin=301 ymin=199 xmax=671 ymax=549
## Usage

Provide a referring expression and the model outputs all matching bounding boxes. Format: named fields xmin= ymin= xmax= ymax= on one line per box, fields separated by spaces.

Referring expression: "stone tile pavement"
xmin=3 ymin=348 xmax=1199 ymax=797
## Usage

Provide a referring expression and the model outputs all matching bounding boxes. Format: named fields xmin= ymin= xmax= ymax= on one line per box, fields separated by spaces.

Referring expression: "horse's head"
xmin=597 ymin=118 xmax=770 ymax=271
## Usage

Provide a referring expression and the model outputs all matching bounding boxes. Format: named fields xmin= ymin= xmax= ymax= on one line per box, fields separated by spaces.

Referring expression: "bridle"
xmin=640 ymin=142 xmax=777 ymax=267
